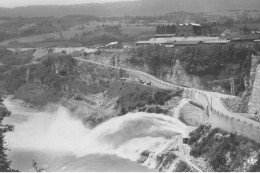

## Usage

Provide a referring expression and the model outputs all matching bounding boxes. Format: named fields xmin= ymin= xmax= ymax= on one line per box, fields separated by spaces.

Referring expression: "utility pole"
xmin=230 ymin=78 xmax=235 ymax=95
xmin=211 ymin=96 xmax=213 ymax=110
xmin=59 ymin=26 xmax=63 ymax=40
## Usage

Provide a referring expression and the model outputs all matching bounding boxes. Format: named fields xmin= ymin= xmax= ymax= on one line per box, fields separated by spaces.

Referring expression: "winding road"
xmin=73 ymin=57 xmax=260 ymax=129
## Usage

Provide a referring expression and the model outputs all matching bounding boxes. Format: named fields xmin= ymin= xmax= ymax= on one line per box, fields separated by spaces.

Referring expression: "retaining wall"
xmin=210 ymin=107 xmax=260 ymax=143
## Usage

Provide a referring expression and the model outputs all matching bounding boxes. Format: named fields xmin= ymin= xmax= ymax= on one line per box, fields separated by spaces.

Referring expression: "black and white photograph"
xmin=0 ymin=0 xmax=260 ymax=172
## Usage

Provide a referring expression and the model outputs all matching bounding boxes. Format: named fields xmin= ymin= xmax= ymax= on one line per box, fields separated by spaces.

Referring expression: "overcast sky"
xmin=0 ymin=0 xmax=135 ymax=8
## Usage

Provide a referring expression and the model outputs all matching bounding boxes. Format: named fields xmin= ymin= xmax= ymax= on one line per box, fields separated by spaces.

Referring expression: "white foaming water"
xmin=3 ymin=98 xmax=193 ymax=171
xmin=6 ymin=107 xmax=188 ymax=156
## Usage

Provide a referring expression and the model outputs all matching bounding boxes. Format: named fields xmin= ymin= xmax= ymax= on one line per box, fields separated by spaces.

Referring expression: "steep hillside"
xmin=84 ymin=43 xmax=255 ymax=97
xmin=0 ymin=53 xmax=181 ymax=128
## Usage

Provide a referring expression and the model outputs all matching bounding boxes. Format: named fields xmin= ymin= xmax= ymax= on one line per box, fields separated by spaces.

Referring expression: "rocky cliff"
xmin=248 ymin=56 xmax=260 ymax=121
xmin=83 ymin=48 xmax=250 ymax=94
xmin=10 ymin=53 xmax=183 ymax=129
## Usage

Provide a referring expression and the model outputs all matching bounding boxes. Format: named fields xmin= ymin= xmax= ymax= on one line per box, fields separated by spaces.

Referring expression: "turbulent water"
xmin=3 ymin=97 xmax=193 ymax=172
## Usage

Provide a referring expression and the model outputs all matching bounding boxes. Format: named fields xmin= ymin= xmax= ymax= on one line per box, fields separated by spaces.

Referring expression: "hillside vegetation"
xmin=128 ymin=43 xmax=256 ymax=95
xmin=0 ymin=97 xmax=18 ymax=172
xmin=188 ymin=125 xmax=260 ymax=172
xmin=0 ymin=48 xmax=35 ymax=65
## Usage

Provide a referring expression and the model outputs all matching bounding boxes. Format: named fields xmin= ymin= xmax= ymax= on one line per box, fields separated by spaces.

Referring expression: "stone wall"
xmin=179 ymin=103 xmax=208 ymax=127
xmin=210 ymin=107 xmax=260 ymax=143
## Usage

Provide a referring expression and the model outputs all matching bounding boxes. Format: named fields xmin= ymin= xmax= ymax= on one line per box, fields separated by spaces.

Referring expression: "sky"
xmin=0 ymin=0 xmax=135 ymax=8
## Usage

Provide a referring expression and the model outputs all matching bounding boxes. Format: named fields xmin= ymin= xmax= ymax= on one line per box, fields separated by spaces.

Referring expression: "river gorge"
xmin=2 ymin=97 xmax=194 ymax=172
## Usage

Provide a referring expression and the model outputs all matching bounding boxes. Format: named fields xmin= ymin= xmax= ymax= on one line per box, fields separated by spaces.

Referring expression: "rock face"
xmin=85 ymin=52 xmax=203 ymax=88
xmin=159 ymin=60 xmax=202 ymax=88
xmin=84 ymin=51 xmax=236 ymax=92
xmin=62 ymin=93 xmax=119 ymax=128
xmin=248 ymin=64 xmax=260 ymax=121
xmin=136 ymin=136 xmax=198 ymax=172
xmin=0 ymin=102 xmax=11 ymax=122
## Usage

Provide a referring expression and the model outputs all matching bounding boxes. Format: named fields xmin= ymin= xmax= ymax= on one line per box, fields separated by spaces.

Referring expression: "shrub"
xmin=188 ymin=125 xmax=260 ymax=172
xmin=188 ymin=125 xmax=210 ymax=145
xmin=1 ymin=66 xmax=27 ymax=93
xmin=74 ymin=95 xmax=84 ymax=101
xmin=174 ymin=161 xmax=193 ymax=172
xmin=154 ymin=89 xmax=182 ymax=105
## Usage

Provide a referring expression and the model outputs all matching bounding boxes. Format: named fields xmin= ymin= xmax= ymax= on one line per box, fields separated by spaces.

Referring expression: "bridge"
xmin=74 ymin=57 xmax=260 ymax=143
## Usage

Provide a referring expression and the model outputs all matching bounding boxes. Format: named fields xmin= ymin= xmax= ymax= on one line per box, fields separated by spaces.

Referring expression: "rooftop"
xmin=222 ymin=34 xmax=260 ymax=41
xmin=106 ymin=42 xmax=118 ymax=46
xmin=179 ymin=23 xmax=201 ymax=26
xmin=203 ymin=40 xmax=231 ymax=44
xmin=137 ymin=37 xmax=228 ymax=45
xmin=174 ymin=40 xmax=202 ymax=45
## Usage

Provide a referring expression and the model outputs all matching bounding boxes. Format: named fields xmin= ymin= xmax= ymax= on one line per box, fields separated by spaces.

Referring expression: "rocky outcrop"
xmin=0 ymin=94 xmax=11 ymax=121
xmin=136 ymin=136 xmax=201 ymax=172
xmin=0 ymin=102 xmax=11 ymax=122
xmin=248 ymin=64 xmax=260 ymax=121
xmin=158 ymin=60 xmax=202 ymax=88
xmin=61 ymin=92 xmax=119 ymax=128
xmin=83 ymin=50 xmax=237 ymax=92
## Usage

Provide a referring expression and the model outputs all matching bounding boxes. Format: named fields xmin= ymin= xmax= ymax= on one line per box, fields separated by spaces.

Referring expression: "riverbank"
xmin=0 ymin=95 xmax=18 ymax=171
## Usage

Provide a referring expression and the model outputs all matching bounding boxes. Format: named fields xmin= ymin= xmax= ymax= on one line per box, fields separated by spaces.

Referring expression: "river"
xmin=2 ymin=97 xmax=192 ymax=172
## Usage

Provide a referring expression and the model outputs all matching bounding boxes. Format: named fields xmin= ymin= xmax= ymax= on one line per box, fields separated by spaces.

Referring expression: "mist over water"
xmin=5 ymin=106 xmax=89 ymax=153
xmin=3 ymin=98 xmax=192 ymax=171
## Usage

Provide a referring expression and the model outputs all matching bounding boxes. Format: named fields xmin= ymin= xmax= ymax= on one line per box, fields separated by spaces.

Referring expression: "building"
xmin=251 ymin=31 xmax=260 ymax=34
xmin=254 ymin=40 xmax=260 ymax=43
xmin=156 ymin=24 xmax=177 ymax=35
xmin=101 ymin=42 xmax=121 ymax=49
xmin=203 ymin=39 xmax=231 ymax=44
xmin=174 ymin=40 xmax=203 ymax=47
xmin=136 ymin=36 xmax=228 ymax=47
xmin=176 ymin=23 xmax=202 ymax=37
xmin=154 ymin=34 xmax=176 ymax=38
xmin=240 ymin=25 xmax=251 ymax=35
xmin=223 ymin=34 xmax=260 ymax=42
xmin=154 ymin=22 xmax=213 ymax=37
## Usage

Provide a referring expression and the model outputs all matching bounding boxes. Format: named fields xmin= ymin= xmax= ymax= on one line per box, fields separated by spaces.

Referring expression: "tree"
xmin=0 ymin=130 xmax=18 ymax=172
xmin=32 ymin=160 xmax=44 ymax=172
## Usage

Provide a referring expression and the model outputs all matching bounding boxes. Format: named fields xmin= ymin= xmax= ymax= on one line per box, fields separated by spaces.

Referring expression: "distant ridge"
xmin=0 ymin=0 xmax=259 ymax=17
